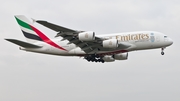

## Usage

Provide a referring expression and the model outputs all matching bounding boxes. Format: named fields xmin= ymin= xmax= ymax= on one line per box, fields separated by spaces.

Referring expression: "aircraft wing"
xmin=36 ymin=20 xmax=131 ymax=54
xmin=36 ymin=20 xmax=77 ymax=32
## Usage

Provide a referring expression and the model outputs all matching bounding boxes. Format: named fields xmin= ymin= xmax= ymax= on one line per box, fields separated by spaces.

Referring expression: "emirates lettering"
xmin=116 ymin=34 xmax=149 ymax=41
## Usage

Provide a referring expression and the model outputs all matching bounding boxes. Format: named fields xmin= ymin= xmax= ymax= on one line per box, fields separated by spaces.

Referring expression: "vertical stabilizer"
xmin=14 ymin=15 xmax=67 ymax=51
xmin=15 ymin=15 xmax=43 ymax=43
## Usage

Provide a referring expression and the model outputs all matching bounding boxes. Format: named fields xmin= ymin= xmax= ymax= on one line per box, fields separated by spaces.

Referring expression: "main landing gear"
xmin=84 ymin=54 xmax=105 ymax=63
xmin=161 ymin=48 xmax=165 ymax=55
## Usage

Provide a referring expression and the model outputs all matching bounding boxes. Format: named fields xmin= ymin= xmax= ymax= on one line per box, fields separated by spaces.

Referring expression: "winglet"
xmin=31 ymin=18 xmax=37 ymax=24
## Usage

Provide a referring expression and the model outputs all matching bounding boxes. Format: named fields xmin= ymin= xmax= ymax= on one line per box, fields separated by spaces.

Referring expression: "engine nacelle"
xmin=102 ymin=55 xmax=115 ymax=62
xmin=113 ymin=53 xmax=128 ymax=60
xmin=78 ymin=31 xmax=95 ymax=41
xmin=102 ymin=39 xmax=118 ymax=48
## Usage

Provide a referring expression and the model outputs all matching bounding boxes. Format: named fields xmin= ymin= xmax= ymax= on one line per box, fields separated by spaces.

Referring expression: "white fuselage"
xmin=21 ymin=31 xmax=173 ymax=56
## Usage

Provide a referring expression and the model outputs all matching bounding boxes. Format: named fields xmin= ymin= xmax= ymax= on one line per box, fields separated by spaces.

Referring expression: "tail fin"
xmin=15 ymin=15 xmax=44 ymax=43
xmin=14 ymin=15 xmax=67 ymax=51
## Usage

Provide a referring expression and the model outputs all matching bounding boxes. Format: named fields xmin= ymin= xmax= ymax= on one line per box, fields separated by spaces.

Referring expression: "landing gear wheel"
xmin=161 ymin=48 xmax=165 ymax=55
xmin=161 ymin=52 xmax=164 ymax=55
xmin=84 ymin=54 xmax=105 ymax=63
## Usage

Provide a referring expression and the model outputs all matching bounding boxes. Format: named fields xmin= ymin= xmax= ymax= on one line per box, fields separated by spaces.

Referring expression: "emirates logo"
xmin=85 ymin=33 xmax=88 ymax=38
xmin=109 ymin=41 xmax=112 ymax=45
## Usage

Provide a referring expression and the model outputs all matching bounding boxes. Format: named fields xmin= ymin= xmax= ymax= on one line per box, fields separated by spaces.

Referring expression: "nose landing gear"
xmin=161 ymin=48 xmax=165 ymax=55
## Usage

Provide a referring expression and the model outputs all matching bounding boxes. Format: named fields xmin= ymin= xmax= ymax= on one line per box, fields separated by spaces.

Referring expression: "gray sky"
xmin=0 ymin=0 xmax=180 ymax=101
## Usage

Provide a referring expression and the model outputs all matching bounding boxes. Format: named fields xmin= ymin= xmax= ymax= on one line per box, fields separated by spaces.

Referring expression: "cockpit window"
xmin=164 ymin=36 xmax=167 ymax=38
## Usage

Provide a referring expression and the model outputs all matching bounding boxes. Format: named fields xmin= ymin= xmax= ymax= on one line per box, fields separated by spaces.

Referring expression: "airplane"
xmin=5 ymin=15 xmax=173 ymax=63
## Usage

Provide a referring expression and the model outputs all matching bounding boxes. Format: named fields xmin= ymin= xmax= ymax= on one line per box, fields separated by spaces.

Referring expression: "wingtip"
xmin=4 ymin=38 xmax=9 ymax=41
xmin=4 ymin=39 xmax=13 ymax=42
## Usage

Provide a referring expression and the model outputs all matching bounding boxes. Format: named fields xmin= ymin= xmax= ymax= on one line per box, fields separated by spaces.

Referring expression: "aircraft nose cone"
xmin=168 ymin=38 xmax=173 ymax=45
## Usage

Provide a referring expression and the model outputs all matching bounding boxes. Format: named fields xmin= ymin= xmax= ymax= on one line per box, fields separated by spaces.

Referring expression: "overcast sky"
xmin=0 ymin=0 xmax=180 ymax=101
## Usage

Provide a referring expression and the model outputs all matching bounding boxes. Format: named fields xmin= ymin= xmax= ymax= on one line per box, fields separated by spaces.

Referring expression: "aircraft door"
xmin=156 ymin=36 xmax=160 ymax=42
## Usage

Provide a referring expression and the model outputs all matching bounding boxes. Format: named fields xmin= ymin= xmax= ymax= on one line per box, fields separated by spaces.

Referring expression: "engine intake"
xmin=78 ymin=31 xmax=95 ymax=41
xmin=103 ymin=39 xmax=118 ymax=48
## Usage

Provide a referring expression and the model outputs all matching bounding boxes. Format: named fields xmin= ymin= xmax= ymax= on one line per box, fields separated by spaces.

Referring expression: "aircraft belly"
xmin=68 ymin=47 xmax=86 ymax=55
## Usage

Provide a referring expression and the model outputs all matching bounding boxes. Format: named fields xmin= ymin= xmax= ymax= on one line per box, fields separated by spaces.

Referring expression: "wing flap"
xmin=5 ymin=39 xmax=42 ymax=48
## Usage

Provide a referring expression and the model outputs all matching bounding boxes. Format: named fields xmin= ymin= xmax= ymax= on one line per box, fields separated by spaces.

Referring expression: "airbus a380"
xmin=5 ymin=15 xmax=173 ymax=63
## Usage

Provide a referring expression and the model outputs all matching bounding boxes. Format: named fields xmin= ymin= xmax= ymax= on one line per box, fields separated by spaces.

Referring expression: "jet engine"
xmin=78 ymin=31 xmax=95 ymax=41
xmin=113 ymin=53 xmax=128 ymax=60
xmin=102 ymin=39 xmax=118 ymax=48
xmin=102 ymin=55 xmax=115 ymax=62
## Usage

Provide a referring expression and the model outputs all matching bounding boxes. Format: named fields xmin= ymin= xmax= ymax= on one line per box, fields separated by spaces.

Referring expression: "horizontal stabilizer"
xmin=5 ymin=39 xmax=42 ymax=48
